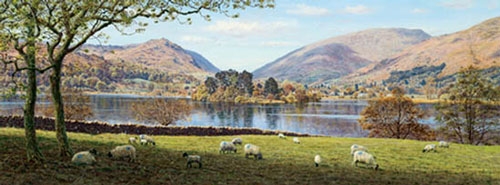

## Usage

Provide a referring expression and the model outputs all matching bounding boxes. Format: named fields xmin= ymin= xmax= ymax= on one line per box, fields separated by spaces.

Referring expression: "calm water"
xmin=0 ymin=94 xmax=437 ymax=137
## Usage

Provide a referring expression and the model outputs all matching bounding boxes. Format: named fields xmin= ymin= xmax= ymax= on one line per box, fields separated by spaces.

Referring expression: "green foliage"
xmin=264 ymin=77 xmax=279 ymax=98
xmin=359 ymin=87 xmax=435 ymax=140
xmin=435 ymin=65 xmax=500 ymax=145
xmin=1 ymin=127 xmax=499 ymax=185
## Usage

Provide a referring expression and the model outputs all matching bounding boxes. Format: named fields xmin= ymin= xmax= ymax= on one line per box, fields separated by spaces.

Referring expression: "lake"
xmin=0 ymin=94 xmax=438 ymax=137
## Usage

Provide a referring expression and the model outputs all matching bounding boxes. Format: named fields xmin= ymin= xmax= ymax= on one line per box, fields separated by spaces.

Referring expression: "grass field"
xmin=1 ymin=127 xmax=499 ymax=185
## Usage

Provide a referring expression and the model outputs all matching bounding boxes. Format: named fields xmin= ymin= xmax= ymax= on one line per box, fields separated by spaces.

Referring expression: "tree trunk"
xmin=24 ymin=42 xmax=44 ymax=163
xmin=50 ymin=64 xmax=73 ymax=157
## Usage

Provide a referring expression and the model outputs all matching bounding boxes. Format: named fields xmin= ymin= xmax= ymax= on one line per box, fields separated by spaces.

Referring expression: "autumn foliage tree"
xmin=435 ymin=65 xmax=500 ymax=145
xmin=359 ymin=87 xmax=435 ymax=140
xmin=131 ymin=99 xmax=192 ymax=126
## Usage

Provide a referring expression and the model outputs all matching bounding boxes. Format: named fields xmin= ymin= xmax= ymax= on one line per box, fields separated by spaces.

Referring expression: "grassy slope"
xmin=0 ymin=128 xmax=499 ymax=185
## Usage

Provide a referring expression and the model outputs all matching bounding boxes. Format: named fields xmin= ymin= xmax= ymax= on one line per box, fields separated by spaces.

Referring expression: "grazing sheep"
xmin=219 ymin=141 xmax=237 ymax=154
xmin=293 ymin=137 xmax=300 ymax=144
xmin=423 ymin=144 xmax=437 ymax=153
xmin=244 ymin=144 xmax=263 ymax=160
xmin=108 ymin=145 xmax=136 ymax=162
xmin=278 ymin=133 xmax=286 ymax=139
xmin=350 ymin=144 xmax=368 ymax=156
xmin=183 ymin=152 xmax=202 ymax=168
xmin=232 ymin=137 xmax=243 ymax=145
xmin=139 ymin=134 xmax=156 ymax=145
xmin=129 ymin=137 xmax=137 ymax=144
xmin=352 ymin=151 xmax=379 ymax=170
xmin=314 ymin=155 xmax=321 ymax=167
xmin=438 ymin=141 xmax=450 ymax=148
xmin=71 ymin=148 xmax=98 ymax=165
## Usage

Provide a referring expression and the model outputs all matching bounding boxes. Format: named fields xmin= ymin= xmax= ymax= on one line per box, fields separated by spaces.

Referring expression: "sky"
xmin=88 ymin=0 xmax=500 ymax=72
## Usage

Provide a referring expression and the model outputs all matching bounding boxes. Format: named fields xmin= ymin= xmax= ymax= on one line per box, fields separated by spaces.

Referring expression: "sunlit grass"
xmin=1 ymin=127 xmax=499 ymax=184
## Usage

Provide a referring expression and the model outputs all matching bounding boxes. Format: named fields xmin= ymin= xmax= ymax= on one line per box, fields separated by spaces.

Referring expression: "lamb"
xmin=293 ymin=137 xmax=300 ymax=144
xmin=438 ymin=141 xmax=450 ymax=148
xmin=182 ymin=152 xmax=202 ymax=168
xmin=314 ymin=155 xmax=321 ymax=167
xmin=423 ymin=144 xmax=437 ymax=153
xmin=232 ymin=137 xmax=243 ymax=145
xmin=219 ymin=141 xmax=237 ymax=154
xmin=244 ymin=144 xmax=263 ymax=160
xmin=108 ymin=145 xmax=136 ymax=162
xmin=278 ymin=133 xmax=286 ymax=139
xmin=350 ymin=144 xmax=368 ymax=156
xmin=71 ymin=148 xmax=98 ymax=165
xmin=129 ymin=137 xmax=137 ymax=144
xmin=139 ymin=134 xmax=156 ymax=145
xmin=352 ymin=151 xmax=379 ymax=170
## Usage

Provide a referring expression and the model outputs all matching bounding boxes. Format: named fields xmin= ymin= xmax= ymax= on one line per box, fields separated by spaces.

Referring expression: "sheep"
xmin=423 ymin=144 xmax=437 ymax=153
xmin=438 ymin=141 xmax=450 ymax=148
xmin=71 ymin=148 xmax=98 ymax=165
xmin=232 ymin=137 xmax=243 ymax=145
xmin=219 ymin=141 xmax=237 ymax=154
xmin=278 ymin=133 xmax=286 ymax=139
xmin=352 ymin=151 xmax=379 ymax=170
xmin=293 ymin=137 xmax=300 ymax=144
xmin=129 ymin=137 xmax=137 ymax=144
xmin=139 ymin=134 xmax=156 ymax=145
xmin=182 ymin=152 xmax=202 ymax=168
xmin=108 ymin=145 xmax=136 ymax=162
xmin=244 ymin=144 xmax=263 ymax=160
xmin=314 ymin=155 xmax=321 ymax=167
xmin=350 ymin=144 xmax=368 ymax=156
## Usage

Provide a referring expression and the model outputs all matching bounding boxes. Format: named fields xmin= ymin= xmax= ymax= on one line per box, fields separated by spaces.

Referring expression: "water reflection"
xmin=0 ymin=95 xmax=440 ymax=137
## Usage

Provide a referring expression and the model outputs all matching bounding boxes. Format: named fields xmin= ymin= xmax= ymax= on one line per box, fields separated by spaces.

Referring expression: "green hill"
xmin=1 ymin=128 xmax=498 ymax=184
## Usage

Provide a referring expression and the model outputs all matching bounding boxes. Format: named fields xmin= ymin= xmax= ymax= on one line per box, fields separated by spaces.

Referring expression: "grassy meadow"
xmin=0 ymin=127 xmax=499 ymax=185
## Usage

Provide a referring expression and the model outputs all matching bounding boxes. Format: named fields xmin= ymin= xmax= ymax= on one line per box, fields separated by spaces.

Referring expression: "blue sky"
xmin=89 ymin=0 xmax=499 ymax=72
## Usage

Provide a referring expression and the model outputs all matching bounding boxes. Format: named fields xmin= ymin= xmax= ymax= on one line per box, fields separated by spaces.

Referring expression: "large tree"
xmin=1 ymin=0 xmax=274 ymax=160
xmin=358 ymin=87 xmax=434 ymax=140
xmin=435 ymin=65 xmax=500 ymax=145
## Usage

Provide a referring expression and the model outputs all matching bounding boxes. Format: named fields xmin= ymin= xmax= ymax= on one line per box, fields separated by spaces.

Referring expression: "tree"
xmin=1 ymin=0 xmax=274 ymax=158
xmin=435 ymin=66 xmax=500 ymax=145
xmin=359 ymin=87 xmax=434 ymax=140
xmin=39 ymin=88 xmax=93 ymax=121
xmin=264 ymin=77 xmax=279 ymax=98
xmin=131 ymin=98 xmax=192 ymax=126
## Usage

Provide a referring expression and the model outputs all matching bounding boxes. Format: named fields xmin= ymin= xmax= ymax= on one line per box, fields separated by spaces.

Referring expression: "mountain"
xmin=82 ymin=38 xmax=219 ymax=74
xmin=344 ymin=17 xmax=500 ymax=84
xmin=253 ymin=28 xmax=431 ymax=84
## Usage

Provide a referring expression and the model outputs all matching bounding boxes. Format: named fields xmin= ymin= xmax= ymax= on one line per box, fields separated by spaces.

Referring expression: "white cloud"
xmin=180 ymin=35 xmax=211 ymax=43
xmin=411 ymin=8 xmax=427 ymax=14
xmin=441 ymin=0 xmax=474 ymax=9
xmin=260 ymin=41 xmax=298 ymax=47
xmin=286 ymin=4 xmax=330 ymax=16
xmin=206 ymin=20 xmax=294 ymax=37
xmin=344 ymin=5 xmax=372 ymax=14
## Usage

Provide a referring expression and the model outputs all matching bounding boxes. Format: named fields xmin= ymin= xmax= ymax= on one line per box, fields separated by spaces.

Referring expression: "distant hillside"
xmin=345 ymin=16 xmax=500 ymax=84
xmin=83 ymin=38 xmax=220 ymax=74
xmin=253 ymin=28 xmax=431 ymax=84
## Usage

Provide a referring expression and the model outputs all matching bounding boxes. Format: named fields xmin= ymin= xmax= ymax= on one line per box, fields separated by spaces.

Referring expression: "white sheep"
xmin=314 ymin=154 xmax=321 ymax=167
xmin=219 ymin=141 xmax=237 ymax=154
xmin=129 ymin=137 xmax=137 ymax=144
xmin=232 ymin=137 xmax=243 ymax=145
xmin=71 ymin=148 xmax=98 ymax=165
xmin=108 ymin=145 xmax=137 ymax=162
xmin=423 ymin=144 xmax=436 ymax=153
xmin=352 ymin=151 xmax=379 ymax=170
xmin=183 ymin=152 xmax=202 ymax=168
xmin=438 ymin=141 xmax=450 ymax=148
xmin=278 ymin=133 xmax=286 ymax=139
xmin=139 ymin=134 xmax=156 ymax=145
xmin=293 ymin=137 xmax=300 ymax=144
xmin=350 ymin=144 xmax=368 ymax=156
xmin=244 ymin=144 xmax=263 ymax=160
